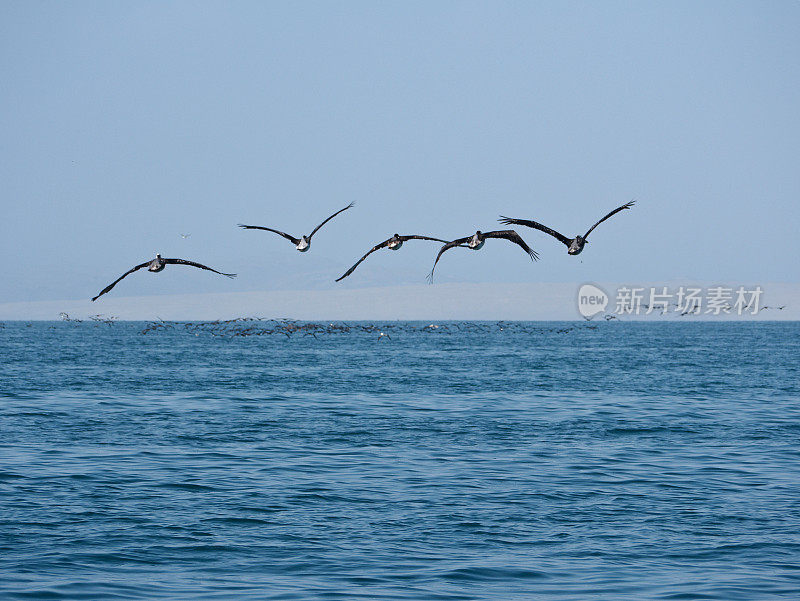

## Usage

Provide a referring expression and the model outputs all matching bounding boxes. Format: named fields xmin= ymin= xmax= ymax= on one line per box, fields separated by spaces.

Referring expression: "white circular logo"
xmin=577 ymin=283 xmax=609 ymax=319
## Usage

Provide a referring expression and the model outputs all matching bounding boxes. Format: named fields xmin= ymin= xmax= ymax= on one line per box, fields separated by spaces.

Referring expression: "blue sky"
xmin=1 ymin=1 xmax=798 ymax=304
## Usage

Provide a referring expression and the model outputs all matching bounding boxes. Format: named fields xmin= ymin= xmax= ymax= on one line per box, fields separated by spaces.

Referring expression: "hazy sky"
xmin=2 ymin=1 xmax=798 ymax=304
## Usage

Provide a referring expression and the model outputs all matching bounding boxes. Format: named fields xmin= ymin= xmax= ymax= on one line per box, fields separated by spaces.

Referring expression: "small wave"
xmin=201 ymin=516 xmax=274 ymax=526
xmin=439 ymin=566 xmax=550 ymax=582
xmin=153 ymin=482 xmax=218 ymax=492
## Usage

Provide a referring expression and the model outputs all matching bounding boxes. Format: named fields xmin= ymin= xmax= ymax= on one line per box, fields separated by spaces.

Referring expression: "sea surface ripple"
xmin=1 ymin=321 xmax=799 ymax=599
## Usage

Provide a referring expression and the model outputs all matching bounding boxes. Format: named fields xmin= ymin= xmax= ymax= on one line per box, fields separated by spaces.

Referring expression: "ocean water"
xmin=1 ymin=320 xmax=799 ymax=600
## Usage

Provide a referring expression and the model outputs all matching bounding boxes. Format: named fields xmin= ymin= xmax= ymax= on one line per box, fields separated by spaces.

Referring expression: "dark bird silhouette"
xmin=238 ymin=202 xmax=354 ymax=252
xmin=336 ymin=233 xmax=450 ymax=282
xmin=92 ymin=254 xmax=235 ymax=301
xmin=499 ymin=200 xmax=635 ymax=255
xmin=428 ymin=230 xmax=538 ymax=282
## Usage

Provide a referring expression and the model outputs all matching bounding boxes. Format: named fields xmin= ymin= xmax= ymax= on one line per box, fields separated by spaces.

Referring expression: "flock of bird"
xmin=138 ymin=318 xmax=595 ymax=338
xmin=91 ymin=201 xmax=635 ymax=301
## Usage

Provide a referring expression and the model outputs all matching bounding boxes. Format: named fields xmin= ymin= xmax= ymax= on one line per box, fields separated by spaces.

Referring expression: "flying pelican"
xmin=238 ymin=202 xmax=354 ymax=252
xmin=336 ymin=234 xmax=451 ymax=282
xmin=428 ymin=230 xmax=538 ymax=282
xmin=92 ymin=254 xmax=236 ymax=301
xmin=499 ymin=200 xmax=635 ymax=255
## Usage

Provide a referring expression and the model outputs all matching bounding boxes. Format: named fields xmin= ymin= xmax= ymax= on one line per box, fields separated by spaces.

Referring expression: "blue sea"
xmin=1 ymin=320 xmax=799 ymax=600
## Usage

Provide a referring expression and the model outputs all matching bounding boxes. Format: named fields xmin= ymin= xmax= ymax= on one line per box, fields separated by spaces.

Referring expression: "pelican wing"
xmin=92 ymin=261 xmax=150 ymax=301
xmin=484 ymin=230 xmax=539 ymax=261
xmin=336 ymin=235 xmax=450 ymax=282
xmin=308 ymin=202 xmax=355 ymax=240
xmin=427 ymin=236 xmax=472 ymax=283
xmin=400 ymin=235 xmax=450 ymax=243
xmin=238 ymin=224 xmax=300 ymax=246
xmin=583 ymin=200 xmax=635 ymax=240
xmin=498 ymin=216 xmax=571 ymax=247
xmin=163 ymin=258 xmax=237 ymax=278
xmin=335 ymin=237 xmax=394 ymax=282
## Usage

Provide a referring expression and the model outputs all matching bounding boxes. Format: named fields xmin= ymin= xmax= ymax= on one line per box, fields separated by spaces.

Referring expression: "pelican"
xmin=428 ymin=230 xmax=538 ymax=282
xmin=499 ymin=200 xmax=635 ymax=255
xmin=92 ymin=254 xmax=236 ymax=301
xmin=335 ymin=234 xmax=450 ymax=281
xmin=238 ymin=202 xmax=354 ymax=252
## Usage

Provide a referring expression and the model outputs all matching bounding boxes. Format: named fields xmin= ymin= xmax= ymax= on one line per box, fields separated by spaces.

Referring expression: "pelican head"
xmin=568 ymin=236 xmax=586 ymax=255
xmin=149 ymin=254 xmax=166 ymax=272
xmin=469 ymin=231 xmax=485 ymax=250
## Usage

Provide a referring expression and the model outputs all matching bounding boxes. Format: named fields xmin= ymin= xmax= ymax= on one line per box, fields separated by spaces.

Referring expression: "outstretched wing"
xmin=238 ymin=224 xmax=300 ymax=246
xmin=427 ymin=236 xmax=472 ymax=283
xmin=163 ymin=258 xmax=237 ymax=278
xmin=335 ymin=235 xmax=450 ymax=282
xmin=92 ymin=261 xmax=150 ymax=301
xmin=498 ymin=216 xmax=571 ymax=247
xmin=583 ymin=200 xmax=635 ymax=240
xmin=483 ymin=230 xmax=539 ymax=261
xmin=335 ymin=237 xmax=393 ymax=282
xmin=400 ymin=235 xmax=450 ymax=243
xmin=308 ymin=202 xmax=355 ymax=240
